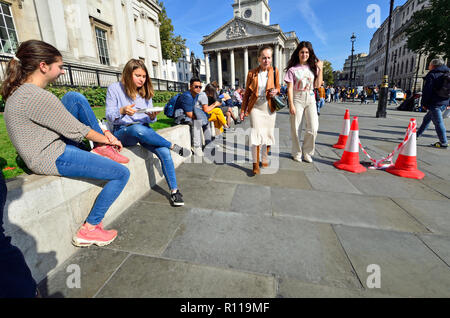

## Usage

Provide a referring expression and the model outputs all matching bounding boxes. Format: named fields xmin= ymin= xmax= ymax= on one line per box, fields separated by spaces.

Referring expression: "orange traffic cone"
xmin=334 ymin=117 xmax=367 ymax=173
xmin=333 ymin=109 xmax=350 ymax=149
xmin=386 ymin=118 xmax=425 ymax=180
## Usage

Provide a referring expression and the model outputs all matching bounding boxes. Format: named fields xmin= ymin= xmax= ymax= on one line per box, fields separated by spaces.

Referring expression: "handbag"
xmin=271 ymin=67 xmax=288 ymax=112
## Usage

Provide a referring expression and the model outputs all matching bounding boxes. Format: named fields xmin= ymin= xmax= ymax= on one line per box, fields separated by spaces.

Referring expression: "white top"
xmin=258 ymin=71 xmax=269 ymax=97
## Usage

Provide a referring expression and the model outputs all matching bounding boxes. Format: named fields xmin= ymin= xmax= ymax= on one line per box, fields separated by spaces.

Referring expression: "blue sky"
xmin=162 ymin=0 xmax=408 ymax=71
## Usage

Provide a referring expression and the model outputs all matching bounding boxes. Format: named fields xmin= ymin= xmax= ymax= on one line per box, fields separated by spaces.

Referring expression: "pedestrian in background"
xmin=416 ymin=58 xmax=449 ymax=148
xmin=317 ymin=84 xmax=326 ymax=115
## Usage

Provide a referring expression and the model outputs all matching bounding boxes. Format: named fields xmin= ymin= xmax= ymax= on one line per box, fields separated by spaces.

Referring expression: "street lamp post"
xmin=376 ymin=0 xmax=395 ymax=118
xmin=349 ymin=33 xmax=356 ymax=102
xmin=413 ymin=52 xmax=422 ymax=95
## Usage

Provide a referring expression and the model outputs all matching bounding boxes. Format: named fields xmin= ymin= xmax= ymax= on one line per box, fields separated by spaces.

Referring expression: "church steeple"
xmin=232 ymin=0 xmax=271 ymax=25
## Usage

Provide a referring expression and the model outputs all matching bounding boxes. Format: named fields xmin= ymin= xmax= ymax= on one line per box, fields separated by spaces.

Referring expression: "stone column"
xmin=124 ymin=0 xmax=138 ymax=58
xmin=34 ymin=0 xmax=69 ymax=52
xmin=230 ymin=49 xmax=235 ymax=89
xmin=217 ymin=50 xmax=223 ymax=89
xmin=205 ymin=52 xmax=211 ymax=84
xmin=273 ymin=44 xmax=279 ymax=71
xmin=244 ymin=47 xmax=249 ymax=82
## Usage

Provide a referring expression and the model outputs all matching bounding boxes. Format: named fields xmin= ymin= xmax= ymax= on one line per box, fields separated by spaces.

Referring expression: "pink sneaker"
xmin=72 ymin=223 xmax=118 ymax=247
xmin=91 ymin=145 xmax=130 ymax=164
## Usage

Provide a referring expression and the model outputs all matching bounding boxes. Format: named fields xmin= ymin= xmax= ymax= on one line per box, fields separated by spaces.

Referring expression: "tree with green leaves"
xmin=405 ymin=0 xmax=449 ymax=59
xmin=157 ymin=1 xmax=186 ymax=62
xmin=322 ymin=60 xmax=334 ymax=85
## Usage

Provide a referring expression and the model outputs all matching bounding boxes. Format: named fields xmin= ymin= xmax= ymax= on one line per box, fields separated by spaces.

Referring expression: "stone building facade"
xmin=337 ymin=53 xmax=368 ymax=88
xmin=0 ymin=0 xmax=164 ymax=78
xmin=200 ymin=0 xmax=299 ymax=89
xmin=364 ymin=0 xmax=437 ymax=92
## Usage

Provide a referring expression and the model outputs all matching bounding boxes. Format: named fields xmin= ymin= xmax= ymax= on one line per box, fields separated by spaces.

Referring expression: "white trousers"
xmin=290 ymin=91 xmax=319 ymax=159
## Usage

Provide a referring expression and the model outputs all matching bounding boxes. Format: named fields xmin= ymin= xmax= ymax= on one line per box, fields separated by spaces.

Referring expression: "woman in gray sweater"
xmin=2 ymin=40 xmax=130 ymax=247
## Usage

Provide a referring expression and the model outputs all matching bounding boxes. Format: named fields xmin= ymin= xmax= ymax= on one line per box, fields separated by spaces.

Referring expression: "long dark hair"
xmin=121 ymin=59 xmax=154 ymax=100
xmin=1 ymin=40 xmax=62 ymax=100
xmin=285 ymin=41 xmax=319 ymax=80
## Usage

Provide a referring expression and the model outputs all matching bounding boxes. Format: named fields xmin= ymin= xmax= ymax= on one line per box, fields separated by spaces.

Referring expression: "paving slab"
xmin=419 ymin=234 xmax=450 ymax=267
xmin=211 ymin=164 xmax=313 ymax=190
xmin=392 ymin=198 xmax=450 ymax=235
xmin=230 ymin=184 xmax=272 ymax=216
xmin=38 ymin=247 xmax=129 ymax=298
xmin=305 ymin=172 xmax=362 ymax=194
xmin=277 ymin=277 xmax=400 ymax=298
xmin=419 ymin=177 xmax=450 ymax=199
xmin=104 ymin=201 xmax=188 ymax=256
xmin=95 ymin=255 xmax=277 ymax=298
xmin=333 ymin=225 xmax=450 ymax=297
xmin=162 ymin=209 xmax=360 ymax=290
xmin=271 ymin=188 xmax=427 ymax=233
xmin=345 ymin=173 xmax=447 ymax=200
xmin=276 ymin=153 xmax=318 ymax=172
xmin=173 ymin=162 xmax=218 ymax=181
xmin=141 ymin=178 xmax=238 ymax=211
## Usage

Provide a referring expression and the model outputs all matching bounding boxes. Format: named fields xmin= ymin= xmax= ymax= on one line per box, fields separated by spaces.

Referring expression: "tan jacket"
xmin=241 ymin=66 xmax=281 ymax=115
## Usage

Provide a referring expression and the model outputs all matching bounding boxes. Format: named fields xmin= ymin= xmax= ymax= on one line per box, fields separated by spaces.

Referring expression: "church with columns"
xmin=200 ymin=0 xmax=299 ymax=89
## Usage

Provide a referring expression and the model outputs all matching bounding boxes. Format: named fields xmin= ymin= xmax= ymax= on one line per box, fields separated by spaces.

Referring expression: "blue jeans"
xmin=114 ymin=124 xmax=178 ymax=190
xmin=56 ymin=92 xmax=130 ymax=225
xmin=317 ymin=98 xmax=325 ymax=113
xmin=417 ymin=105 xmax=448 ymax=145
xmin=0 ymin=173 xmax=37 ymax=297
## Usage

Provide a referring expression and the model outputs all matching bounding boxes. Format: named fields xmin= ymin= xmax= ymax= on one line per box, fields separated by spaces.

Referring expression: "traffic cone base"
xmin=385 ymin=154 xmax=425 ymax=180
xmin=333 ymin=135 xmax=348 ymax=149
xmin=334 ymin=152 xmax=367 ymax=173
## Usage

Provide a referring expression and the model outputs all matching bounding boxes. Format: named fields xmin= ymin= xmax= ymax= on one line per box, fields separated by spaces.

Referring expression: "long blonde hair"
xmin=121 ymin=59 xmax=154 ymax=100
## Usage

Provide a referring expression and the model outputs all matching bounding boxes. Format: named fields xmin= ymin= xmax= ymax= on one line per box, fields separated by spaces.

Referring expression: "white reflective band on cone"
xmin=345 ymin=130 xmax=360 ymax=153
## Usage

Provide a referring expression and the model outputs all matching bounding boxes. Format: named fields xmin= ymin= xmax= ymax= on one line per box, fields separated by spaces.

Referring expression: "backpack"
xmin=164 ymin=93 xmax=181 ymax=118
xmin=433 ymin=71 xmax=450 ymax=99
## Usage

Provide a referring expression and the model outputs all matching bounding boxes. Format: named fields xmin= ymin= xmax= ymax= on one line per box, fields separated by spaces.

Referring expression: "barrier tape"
xmin=358 ymin=121 xmax=416 ymax=170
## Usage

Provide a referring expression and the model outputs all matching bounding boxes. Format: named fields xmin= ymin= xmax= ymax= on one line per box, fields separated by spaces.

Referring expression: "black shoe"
xmin=171 ymin=144 xmax=191 ymax=157
xmin=170 ymin=190 xmax=184 ymax=206
xmin=431 ymin=142 xmax=448 ymax=149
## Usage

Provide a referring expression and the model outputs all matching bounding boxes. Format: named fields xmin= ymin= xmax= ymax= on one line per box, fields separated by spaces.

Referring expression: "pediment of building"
xmin=200 ymin=16 xmax=281 ymax=45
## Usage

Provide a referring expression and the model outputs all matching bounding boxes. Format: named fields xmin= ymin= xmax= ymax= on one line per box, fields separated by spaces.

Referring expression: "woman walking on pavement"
xmin=285 ymin=41 xmax=323 ymax=163
xmin=240 ymin=45 xmax=281 ymax=175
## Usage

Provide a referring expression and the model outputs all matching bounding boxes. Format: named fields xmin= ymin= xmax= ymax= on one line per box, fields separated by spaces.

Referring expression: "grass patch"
xmin=1 ymin=102 xmax=174 ymax=179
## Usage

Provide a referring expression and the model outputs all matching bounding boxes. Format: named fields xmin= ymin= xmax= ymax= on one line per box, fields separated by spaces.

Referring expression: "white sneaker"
xmin=292 ymin=155 xmax=302 ymax=162
xmin=303 ymin=154 xmax=313 ymax=163
xmin=192 ymin=147 xmax=204 ymax=156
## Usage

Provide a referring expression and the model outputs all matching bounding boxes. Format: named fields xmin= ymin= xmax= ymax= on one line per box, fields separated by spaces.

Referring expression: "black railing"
xmin=0 ymin=54 xmax=188 ymax=92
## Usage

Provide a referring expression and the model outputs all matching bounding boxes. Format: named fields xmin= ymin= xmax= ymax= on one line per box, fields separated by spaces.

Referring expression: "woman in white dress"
xmin=240 ymin=46 xmax=281 ymax=175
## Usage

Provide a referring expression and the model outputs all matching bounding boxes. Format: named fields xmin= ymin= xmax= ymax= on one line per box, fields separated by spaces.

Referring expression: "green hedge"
xmin=0 ymin=86 xmax=181 ymax=111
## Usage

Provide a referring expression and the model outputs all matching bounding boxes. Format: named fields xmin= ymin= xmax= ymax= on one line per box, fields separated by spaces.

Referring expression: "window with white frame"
xmin=0 ymin=2 xmax=19 ymax=54
xmin=95 ymin=27 xmax=110 ymax=65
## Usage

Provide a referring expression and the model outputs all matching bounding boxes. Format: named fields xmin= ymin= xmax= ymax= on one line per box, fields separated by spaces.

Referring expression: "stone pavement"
xmin=38 ymin=101 xmax=450 ymax=298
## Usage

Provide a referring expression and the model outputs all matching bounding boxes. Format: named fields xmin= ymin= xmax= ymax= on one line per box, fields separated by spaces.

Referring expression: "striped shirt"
xmin=4 ymin=83 xmax=91 ymax=175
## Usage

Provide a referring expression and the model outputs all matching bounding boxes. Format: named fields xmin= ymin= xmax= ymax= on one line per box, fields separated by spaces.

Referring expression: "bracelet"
xmin=104 ymin=130 xmax=110 ymax=133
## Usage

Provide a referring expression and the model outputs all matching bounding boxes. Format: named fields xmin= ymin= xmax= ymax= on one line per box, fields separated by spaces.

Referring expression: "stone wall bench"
xmin=3 ymin=125 xmax=190 ymax=284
